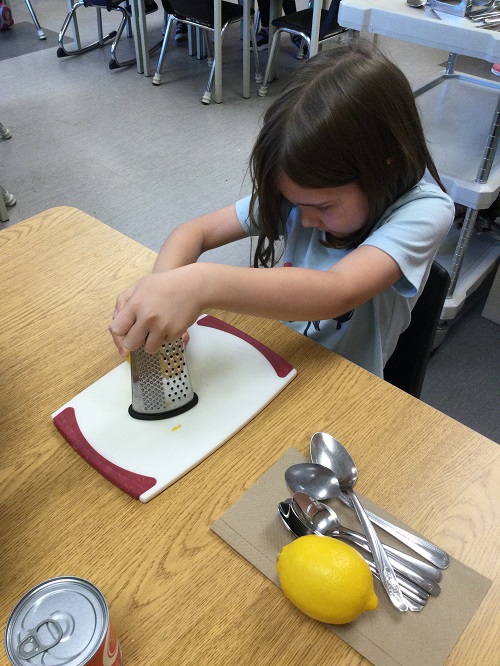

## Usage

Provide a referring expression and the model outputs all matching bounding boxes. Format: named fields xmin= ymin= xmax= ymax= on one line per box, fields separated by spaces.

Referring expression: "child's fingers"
xmin=109 ymin=306 xmax=139 ymax=351
xmin=142 ymin=329 xmax=169 ymax=354
xmin=113 ymin=284 xmax=136 ymax=319
xmin=109 ymin=328 xmax=129 ymax=356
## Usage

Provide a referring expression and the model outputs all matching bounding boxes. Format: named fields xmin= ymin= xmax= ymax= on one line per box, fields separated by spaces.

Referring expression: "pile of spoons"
xmin=467 ymin=1 xmax=500 ymax=28
xmin=406 ymin=0 xmax=442 ymax=20
xmin=279 ymin=432 xmax=449 ymax=613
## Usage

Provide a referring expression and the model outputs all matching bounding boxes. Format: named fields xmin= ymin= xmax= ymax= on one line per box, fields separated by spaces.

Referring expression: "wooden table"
xmin=1 ymin=207 xmax=498 ymax=665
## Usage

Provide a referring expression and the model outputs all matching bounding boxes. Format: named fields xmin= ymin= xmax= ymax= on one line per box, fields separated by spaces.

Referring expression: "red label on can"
xmin=88 ymin=622 xmax=122 ymax=666
xmin=5 ymin=577 xmax=123 ymax=666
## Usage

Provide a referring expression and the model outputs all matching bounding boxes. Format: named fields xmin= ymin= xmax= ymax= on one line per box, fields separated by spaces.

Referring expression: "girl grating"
xmin=110 ymin=42 xmax=454 ymax=377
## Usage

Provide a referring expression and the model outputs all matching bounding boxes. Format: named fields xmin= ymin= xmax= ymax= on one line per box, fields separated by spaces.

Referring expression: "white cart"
xmin=339 ymin=0 xmax=500 ymax=331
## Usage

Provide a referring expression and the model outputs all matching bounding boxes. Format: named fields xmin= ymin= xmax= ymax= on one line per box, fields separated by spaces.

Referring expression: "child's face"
xmin=278 ymin=175 xmax=370 ymax=240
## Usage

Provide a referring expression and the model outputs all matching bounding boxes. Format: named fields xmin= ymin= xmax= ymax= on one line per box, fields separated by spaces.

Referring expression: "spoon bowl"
xmin=284 ymin=462 xmax=341 ymax=501
xmin=310 ymin=432 xmax=450 ymax=570
xmin=310 ymin=432 xmax=357 ymax=491
xmin=293 ymin=491 xmax=343 ymax=534
xmin=406 ymin=0 xmax=442 ymax=18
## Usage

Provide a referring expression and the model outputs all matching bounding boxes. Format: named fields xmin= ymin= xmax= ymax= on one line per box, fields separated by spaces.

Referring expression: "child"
xmin=110 ymin=42 xmax=454 ymax=378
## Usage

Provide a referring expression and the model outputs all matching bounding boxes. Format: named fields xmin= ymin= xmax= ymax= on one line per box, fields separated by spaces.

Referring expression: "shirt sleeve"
xmin=235 ymin=195 xmax=257 ymax=235
xmin=235 ymin=195 xmax=292 ymax=237
xmin=361 ymin=182 xmax=455 ymax=297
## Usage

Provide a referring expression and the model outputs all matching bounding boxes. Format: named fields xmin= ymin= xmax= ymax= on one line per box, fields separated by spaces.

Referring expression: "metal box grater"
xmin=128 ymin=339 xmax=198 ymax=420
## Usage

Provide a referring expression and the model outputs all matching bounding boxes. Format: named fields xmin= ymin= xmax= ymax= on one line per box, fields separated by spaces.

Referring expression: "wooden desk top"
xmin=1 ymin=207 xmax=498 ymax=665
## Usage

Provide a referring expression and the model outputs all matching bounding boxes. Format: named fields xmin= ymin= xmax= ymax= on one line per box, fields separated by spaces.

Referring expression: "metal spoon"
xmin=291 ymin=493 xmax=432 ymax=600
xmin=278 ymin=500 xmax=426 ymax=611
xmin=309 ymin=432 xmax=450 ymax=569
xmin=285 ymin=463 xmax=409 ymax=612
xmin=469 ymin=10 xmax=500 ymax=20
xmin=406 ymin=0 xmax=442 ymax=19
xmin=293 ymin=492 xmax=441 ymax=595
xmin=468 ymin=0 xmax=497 ymax=16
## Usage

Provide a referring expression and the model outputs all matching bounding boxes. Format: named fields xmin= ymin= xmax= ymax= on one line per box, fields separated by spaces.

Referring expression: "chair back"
xmin=271 ymin=0 xmax=344 ymax=41
xmin=161 ymin=0 xmax=214 ymax=26
xmin=384 ymin=261 xmax=450 ymax=398
xmin=319 ymin=0 xmax=341 ymax=39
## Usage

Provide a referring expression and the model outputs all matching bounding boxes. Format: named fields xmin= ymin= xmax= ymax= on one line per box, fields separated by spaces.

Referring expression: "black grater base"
xmin=128 ymin=393 xmax=199 ymax=420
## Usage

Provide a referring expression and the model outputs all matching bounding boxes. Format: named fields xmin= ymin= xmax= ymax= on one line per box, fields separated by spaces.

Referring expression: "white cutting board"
xmin=52 ymin=315 xmax=296 ymax=502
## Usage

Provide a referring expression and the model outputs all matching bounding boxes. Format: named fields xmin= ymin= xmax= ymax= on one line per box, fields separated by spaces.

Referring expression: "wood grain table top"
xmin=0 ymin=207 xmax=498 ymax=665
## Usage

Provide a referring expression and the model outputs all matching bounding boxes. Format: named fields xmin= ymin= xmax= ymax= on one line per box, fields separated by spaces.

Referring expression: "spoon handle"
xmin=337 ymin=491 xmax=449 ymax=569
xmin=367 ymin=570 xmax=424 ymax=611
xmin=278 ymin=503 xmax=424 ymax=611
xmin=340 ymin=529 xmax=441 ymax=597
xmin=347 ymin=490 xmax=408 ymax=611
xmin=357 ymin=548 xmax=427 ymax=611
xmin=426 ymin=6 xmax=442 ymax=19
xmin=340 ymin=525 xmax=442 ymax=583
xmin=338 ymin=531 xmax=440 ymax=596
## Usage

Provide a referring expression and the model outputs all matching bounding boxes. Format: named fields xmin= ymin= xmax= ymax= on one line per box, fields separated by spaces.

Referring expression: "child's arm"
xmin=112 ymin=204 xmax=247 ymax=328
xmin=110 ymin=243 xmax=402 ymax=354
xmin=152 ymin=204 xmax=247 ymax=272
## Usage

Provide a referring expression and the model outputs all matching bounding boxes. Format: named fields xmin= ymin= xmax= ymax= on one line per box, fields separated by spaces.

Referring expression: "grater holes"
xmin=132 ymin=340 xmax=195 ymax=414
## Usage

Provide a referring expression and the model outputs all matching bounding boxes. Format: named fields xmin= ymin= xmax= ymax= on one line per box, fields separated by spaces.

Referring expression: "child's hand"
xmin=113 ymin=283 xmax=136 ymax=320
xmin=109 ymin=268 xmax=203 ymax=354
xmin=111 ymin=283 xmax=138 ymax=355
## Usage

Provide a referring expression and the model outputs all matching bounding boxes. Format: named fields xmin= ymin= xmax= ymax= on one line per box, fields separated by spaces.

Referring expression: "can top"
xmin=4 ymin=577 xmax=108 ymax=666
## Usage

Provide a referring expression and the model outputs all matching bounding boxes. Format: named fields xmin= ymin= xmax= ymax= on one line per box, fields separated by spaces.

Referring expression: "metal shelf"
xmin=338 ymin=0 xmax=500 ymax=320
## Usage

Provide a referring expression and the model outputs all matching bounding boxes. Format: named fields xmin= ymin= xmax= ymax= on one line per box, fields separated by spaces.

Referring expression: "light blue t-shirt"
xmin=235 ymin=179 xmax=455 ymax=377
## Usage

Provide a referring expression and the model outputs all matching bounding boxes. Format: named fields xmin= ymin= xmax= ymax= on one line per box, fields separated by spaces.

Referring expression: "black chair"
xmin=258 ymin=0 xmax=347 ymax=97
xmin=153 ymin=0 xmax=262 ymax=104
xmin=384 ymin=261 xmax=450 ymax=398
xmin=57 ymin=0 xmax=139 ymax=70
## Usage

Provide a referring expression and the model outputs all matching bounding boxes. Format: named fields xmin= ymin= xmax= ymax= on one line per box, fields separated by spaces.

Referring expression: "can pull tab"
xmin=16 ymin=619 xmax=63 ymax=660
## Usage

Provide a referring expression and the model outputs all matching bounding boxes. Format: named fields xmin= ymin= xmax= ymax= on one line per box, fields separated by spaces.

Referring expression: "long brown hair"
xmin=249 ymin=41 xmax=444 ymax=267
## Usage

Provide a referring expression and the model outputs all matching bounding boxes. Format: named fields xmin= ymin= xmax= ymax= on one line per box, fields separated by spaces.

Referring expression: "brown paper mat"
xmin=211 ymin=449 xmax=492 ymax=666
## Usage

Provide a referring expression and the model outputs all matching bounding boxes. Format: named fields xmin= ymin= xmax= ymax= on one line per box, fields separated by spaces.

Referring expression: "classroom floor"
xmin=1 ymin=0 xmax=499 ymax=442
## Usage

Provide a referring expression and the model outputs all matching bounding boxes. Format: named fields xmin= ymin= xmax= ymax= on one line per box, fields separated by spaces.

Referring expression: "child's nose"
xmin=300 ymin=209 xmax=317 ymax=228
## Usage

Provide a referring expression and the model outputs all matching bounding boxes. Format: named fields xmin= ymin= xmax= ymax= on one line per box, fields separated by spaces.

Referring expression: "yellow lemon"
xmin=276 ymin=534 xmax=378 ymax=624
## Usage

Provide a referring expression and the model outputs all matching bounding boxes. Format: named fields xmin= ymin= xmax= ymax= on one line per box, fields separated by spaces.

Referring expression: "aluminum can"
xmin=4 ymin=577 xmax=122 ymax=666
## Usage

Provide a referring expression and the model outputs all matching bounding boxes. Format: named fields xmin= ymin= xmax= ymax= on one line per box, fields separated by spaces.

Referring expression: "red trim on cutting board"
xmin=197 ymin=315 xmax=294 ymax=378
xmin=53 ymin=407 xmax=157 ymax=499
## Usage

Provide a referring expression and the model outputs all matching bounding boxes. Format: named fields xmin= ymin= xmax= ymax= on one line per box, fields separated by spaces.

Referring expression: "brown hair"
xmin=249 ymin=41 xmax=444 ymax=266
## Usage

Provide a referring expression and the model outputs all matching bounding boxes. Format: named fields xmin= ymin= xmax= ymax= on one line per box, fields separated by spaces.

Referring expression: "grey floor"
xmin=1 ymin=0 xmax=499 ymax=442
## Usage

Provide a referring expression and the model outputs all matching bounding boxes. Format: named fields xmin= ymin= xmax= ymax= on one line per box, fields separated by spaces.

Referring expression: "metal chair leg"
xmin=258 ymin=28 xmax=284 ymax=97
xmin=24 ymin=0 xmax=46 ymax=39
xmin=109 ymin=6 xmax=137 ymax=68
xmin=259 ymin=28 xmax=310 ymax=95
xmin=202 ymin=52 xmax=217 ymax=105
xmin=203 ymin=30 xmax=213 ymax=66
xmin=152 ymin=16 xmax=174 ymax=85
xmin=0 ymin=192 xmax=9 ymax=223
xmin=0 ymin=186 xmax=14 ymax=223
xmin=250 ymin=19 xmax=262 ymax=83
xmin=57 ymin=1 xmax=117 ymax=58
xmin=202 ymin=23 xmax=231 ymax=105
